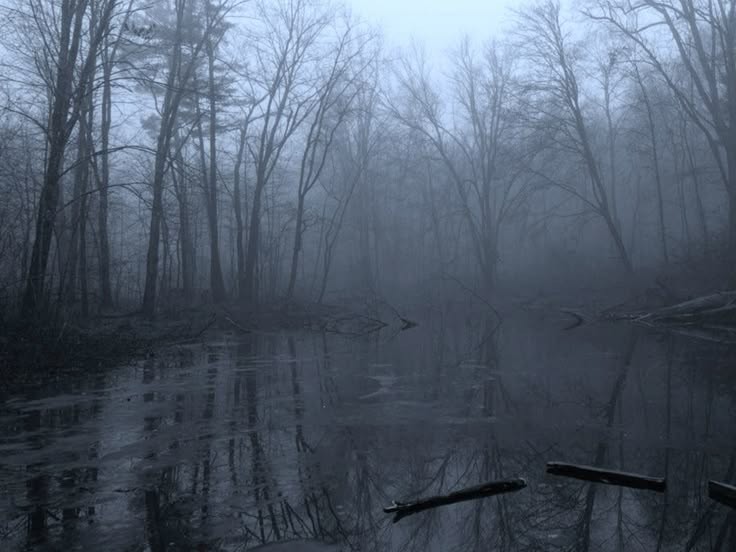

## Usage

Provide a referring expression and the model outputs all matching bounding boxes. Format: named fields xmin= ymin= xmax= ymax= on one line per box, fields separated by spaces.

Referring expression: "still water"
xmin=1 ymin=308 xmax=735 ymax=551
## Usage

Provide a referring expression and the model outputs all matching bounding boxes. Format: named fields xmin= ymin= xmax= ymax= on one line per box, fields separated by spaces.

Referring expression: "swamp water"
xmin=1 ymin=309 xmax=735 ymax=551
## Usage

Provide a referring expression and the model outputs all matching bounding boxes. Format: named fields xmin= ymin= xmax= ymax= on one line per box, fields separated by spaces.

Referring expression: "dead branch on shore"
xmin=546 ymin=462 xmax=666 ymax=492
xmin=563 ymin=291 xmax=736 ymax=343
xmin=383 ymin=478 xmax=527 ymax=523
xmin=628 ymin=291 xmax=736 ymax=325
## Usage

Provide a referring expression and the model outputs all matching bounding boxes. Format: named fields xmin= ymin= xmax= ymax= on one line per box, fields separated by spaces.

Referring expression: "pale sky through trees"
xmin=346 ymin=0 xmax=516 ymax=55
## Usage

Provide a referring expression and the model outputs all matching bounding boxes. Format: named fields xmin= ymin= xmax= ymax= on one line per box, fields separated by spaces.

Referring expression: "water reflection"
xmin=1 ymin=310 xmax=735 ymax=550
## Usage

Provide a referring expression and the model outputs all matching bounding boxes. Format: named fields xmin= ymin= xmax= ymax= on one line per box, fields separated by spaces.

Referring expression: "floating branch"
xmin=708 ymin=480 xmax=736 ymax=509
xmin=383 ymin=478 xmax=527 ymax=523
xmin=546 ymin=462 xmax=666 ymax=492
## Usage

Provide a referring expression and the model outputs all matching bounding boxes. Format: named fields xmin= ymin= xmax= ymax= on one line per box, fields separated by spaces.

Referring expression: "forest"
xmin=1 ymin=1 xmax=736 ymax=551
xmin=0 ymin=0 xmax=734 ymax=328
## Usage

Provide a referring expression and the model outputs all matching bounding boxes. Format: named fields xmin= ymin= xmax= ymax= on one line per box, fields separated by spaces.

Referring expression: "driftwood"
xmin=383 ymin=478 xmax=527 ymax=523
xmin=546 ymin=462 xmax=666 ymax=492
xmin=708 ymin=480 xmax=736 ymax=509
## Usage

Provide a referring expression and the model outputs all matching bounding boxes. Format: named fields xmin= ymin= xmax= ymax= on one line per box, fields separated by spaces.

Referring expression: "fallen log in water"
xmin=708 ymin=480 xmax=736 ymax=509
xmin=546 ymin=462 xmax=666 ymax=492
xmin=606 ymin=291 xmax=736 ymax=329
xmin=637 ymin=291 xmax=736 ymax=322
xmin=383 ymin=478 xmax=527 ymax=523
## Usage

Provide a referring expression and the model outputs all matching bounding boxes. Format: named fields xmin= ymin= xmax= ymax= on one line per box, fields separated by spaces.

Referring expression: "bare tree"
xmin=17 ymin=0 xmax=121 ymax=316
xmin=391 ymin=39 xmax=527 ymax=292
xmin=588 ymin=0 xmax=736 ymax=269
xmin=630 ymin=63 xmax=669 ymax=264
xmin=516 ymin=0 xmax=633 ymax=273
xmin=240 ymin=0 xmax=330 ymax=305
xmin=141 ymin=0 xmax=230 ymax=317
xmin=201 ymin=0 xmax=233 ymax=302
xmin=285 ymin=19 xmax=373 ymax=300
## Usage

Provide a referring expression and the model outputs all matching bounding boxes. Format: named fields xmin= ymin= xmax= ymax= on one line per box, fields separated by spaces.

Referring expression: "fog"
xmin=1 ymin=0 xmax=735 ymax=550
xmin=0 ymin=0 xmax=733 ymax=314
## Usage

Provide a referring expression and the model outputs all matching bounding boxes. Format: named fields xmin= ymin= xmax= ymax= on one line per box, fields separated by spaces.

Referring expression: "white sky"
xmin=346 ymin=0 xmax=518 ymax=58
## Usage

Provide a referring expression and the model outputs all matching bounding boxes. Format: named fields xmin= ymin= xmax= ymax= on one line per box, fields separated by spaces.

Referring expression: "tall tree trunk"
xmin=171 ymin=142 xmax=194 ymax=299
xmin=205 ymin=43 xmax=226 ymax=302
xmin=69 ymin=32 xmax=97 ymax=313
xmin=575 ymin=109 xmax=633 ymax=273
xmin=681 ymin=122 xmax=710 ymax=255
xmin=233 ymin=123 xmax=247 ymax=299
xmin=635 ymin=68 xmax=669 ymax=265
xmin=79 ymin=90 xmax=94 ymax=318
xmin=243 ymin=175 xmax=265 ymax=307
xmin=94 ymin=1 xmax=134 ymax=309
xmin=142 ymin=136 xmax=169 ymax=317
xmin=286 ymin=193 xmax=306 ymax=299
xmin=22 ymin=0 xmax=87 ymax=316
xmin=728 ymin=145 xmax=736 ymax=274
xmin=66 ymin=129 xmax=86 ymax=306
xmin=97 ymin=38 xmax=114 ymax=308
xmin=142 ymin=0 xmax=207 ymax=317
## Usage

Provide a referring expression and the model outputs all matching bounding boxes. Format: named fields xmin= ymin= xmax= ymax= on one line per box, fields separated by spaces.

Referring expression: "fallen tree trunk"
xmin=562 ymin=291 xmax=736 ymax=343
xmin=383 ymin=478 xmax=527 ymax=523
xmin=708 ymin=480 xmax=736 ymax=509
xmin=546 ymin=462 xmax=666 ymax=492
xmin=615 ymin=291 xmax=736 ymax=326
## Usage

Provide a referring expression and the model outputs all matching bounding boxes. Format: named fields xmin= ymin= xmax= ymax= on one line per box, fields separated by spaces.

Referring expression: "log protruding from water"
xmin=708 ymin=480 xmax=736 ymax=509
xmin=546 ymin=462 xmax=666 ymax=492
xmin=384 ymin=478 xmax=527 ymax=523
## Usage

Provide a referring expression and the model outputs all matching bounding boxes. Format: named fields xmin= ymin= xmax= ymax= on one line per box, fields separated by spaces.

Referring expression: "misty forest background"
xmin=1 ymin=0 xmax=735 ymax=323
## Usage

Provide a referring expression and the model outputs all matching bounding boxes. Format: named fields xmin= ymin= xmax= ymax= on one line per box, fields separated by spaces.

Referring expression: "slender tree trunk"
xmin=79 ymin=192 xmax=89 ymax=317
xmin=97 ymin=39 xmax=114 ymax=308
xmin=142 ymin=0 xmax=202 ymax=317
xmin=286 ymin=194 xmax=306 ymax=299
xmin=22 ymin=0 xmax=85 ymax=316
xmin=142 ymin=146 xmax=167 ymax=317
xmin=205 ymin=44 xmax=226 ymax=302
xmin=172 ymin=143 xmax=194 ymax=298
xmin=604 ymin=83 xmax=620 ymax=231
xmin=728 ymin=145 xmax=736 ymax=273
xmin=233 ymin=124 xmax=247 ymax=298
xmin=243 ymin=174 xmax=265 ymax=306
xmin=635 ymin=68 xmax=668 ymax=264
xmin=681 ymin=123 xmax=710 ymax=254
xmin=66 ymin=130 xmax=86 ymax=305
xmin=575 ymin=110 xmax=633 ymax=273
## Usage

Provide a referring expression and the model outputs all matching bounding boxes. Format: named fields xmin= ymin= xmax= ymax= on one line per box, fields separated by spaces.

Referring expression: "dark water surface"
xmin=2 ymin=309 xmax=736 ymax=551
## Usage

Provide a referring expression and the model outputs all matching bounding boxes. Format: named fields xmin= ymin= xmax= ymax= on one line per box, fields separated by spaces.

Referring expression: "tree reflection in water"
xmin=1 ymin=310 xmax=735 ymax=550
